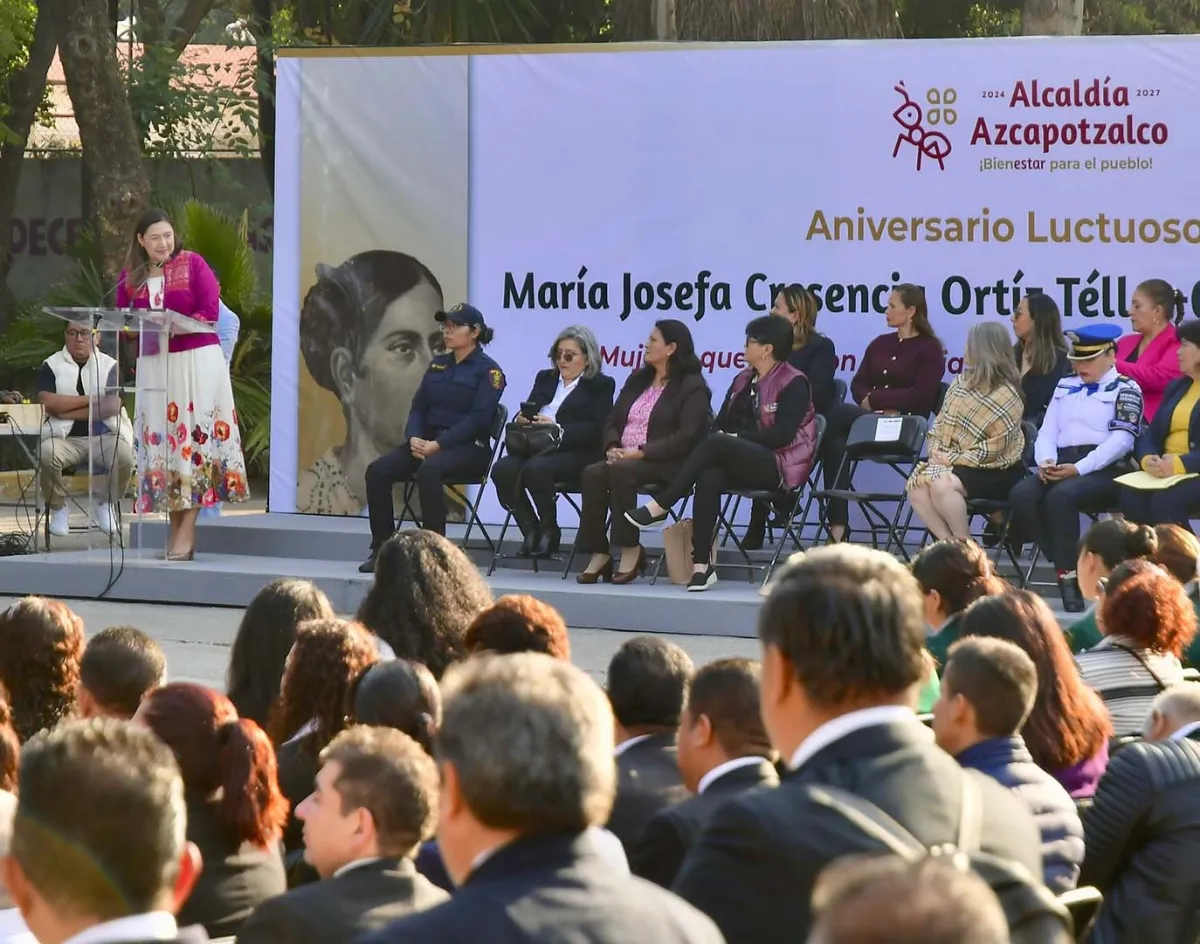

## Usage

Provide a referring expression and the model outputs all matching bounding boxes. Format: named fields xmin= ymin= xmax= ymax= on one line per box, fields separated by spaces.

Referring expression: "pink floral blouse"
xmin=621 ymin=385 xmax=666 ymax=450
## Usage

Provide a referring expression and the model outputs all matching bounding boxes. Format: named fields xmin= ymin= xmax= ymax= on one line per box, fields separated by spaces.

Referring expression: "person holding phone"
xmin=1007 ymin=324 xmax=1143 ymax=613
xmin=490 ymin=326 xmax=615 ymax=558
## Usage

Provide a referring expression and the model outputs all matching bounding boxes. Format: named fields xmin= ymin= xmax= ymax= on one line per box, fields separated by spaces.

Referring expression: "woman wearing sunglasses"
xmin=491 ymin=326 xmax=615 ymax=557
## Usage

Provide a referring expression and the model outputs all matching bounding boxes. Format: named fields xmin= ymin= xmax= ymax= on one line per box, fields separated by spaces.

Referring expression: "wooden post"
xmin=653 ymin=0 xmax=677 ymax=40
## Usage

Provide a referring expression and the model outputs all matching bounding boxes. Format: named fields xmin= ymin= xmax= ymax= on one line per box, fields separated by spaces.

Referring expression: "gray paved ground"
xmin=0 ymin=596 xmax=761 ymax=690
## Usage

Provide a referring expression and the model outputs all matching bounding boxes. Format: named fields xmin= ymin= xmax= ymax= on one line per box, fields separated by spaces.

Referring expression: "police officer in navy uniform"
xmin=1007 ymin=323 xmax=1143 ymax=612
xmin=360 ymin=303 xmax=505 ymax=572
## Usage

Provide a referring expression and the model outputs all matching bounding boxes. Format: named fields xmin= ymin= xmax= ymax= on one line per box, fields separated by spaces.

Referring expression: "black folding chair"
xmin=1058 ymin=886 xmax=1103 ymax=941
xmin=555 ymin=483 xmax=689 ymax=582
xmin=800 ymin=412 xmax=929 ymax=560
xmin=833 ymin=377 xmax=849 ymax=404
xmin=932 ymin=380 xmax=950 ymax=416
xmin=397 ymin=404 xmax=508 ymax=553
xmin=486 ymin=475 xmax=584 ymax=577
xmin=960 ymin=420 xmax=1038 ymax=586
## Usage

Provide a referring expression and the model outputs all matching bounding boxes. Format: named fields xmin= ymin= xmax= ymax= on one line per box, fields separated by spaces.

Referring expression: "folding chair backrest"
xmin=932 ymin=381 xmax=950 ymax=417
xmin=833 ymin=378 xmax=849 ymax=404
xmin=845 ymin=413 xmax=927 ymax=460
xmin=1021 ymin=420 xmax=1038 ymax=468
xmin=813 ymin=413 xmax=828 ymax=453
xmin=490 ymin=403 xmax=510 ymax=445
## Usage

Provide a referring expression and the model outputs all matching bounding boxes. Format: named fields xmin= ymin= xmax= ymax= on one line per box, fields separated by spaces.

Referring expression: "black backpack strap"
xmin=802 ymin=785 xmax=928 ymax=861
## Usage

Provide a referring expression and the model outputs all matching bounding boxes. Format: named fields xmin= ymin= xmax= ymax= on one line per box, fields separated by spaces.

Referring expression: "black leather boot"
xmin=742 ymin=501 xmax=769 ymax=550
xmin=512 ymin=512 xmax=540 ymax=558
xmin=532 ymin=525 xmax=561 ymax=559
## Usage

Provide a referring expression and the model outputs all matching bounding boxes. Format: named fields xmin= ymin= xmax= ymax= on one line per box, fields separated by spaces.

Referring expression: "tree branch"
xmin=170 ymin=0 xmax=217 ymax=56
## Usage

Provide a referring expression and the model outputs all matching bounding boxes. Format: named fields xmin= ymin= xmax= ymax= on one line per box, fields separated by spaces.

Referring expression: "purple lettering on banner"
xmin=9 ymin=218 xmax=26 ymax=254
xmin=28 ymin=218 xmax=46 ymax=256
xmin=8 ymin=217 xmax=85 ymax=256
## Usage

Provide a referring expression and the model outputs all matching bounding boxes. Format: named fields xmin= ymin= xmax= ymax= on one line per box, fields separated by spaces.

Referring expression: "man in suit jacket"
xmin=360 ymin=653 xmax=722 ymax=944
xmin=604 ymin=637 xmax=694 ymax=850
xmin=673 ymin=546 xmax=1044 ymax=944
xmin=236 ymin=727 xmax=446 ymax=943
xmin=632 ymin=657 xmax=778 ymax=887
xmin=1 ymin=719 xmax=208 ymax=944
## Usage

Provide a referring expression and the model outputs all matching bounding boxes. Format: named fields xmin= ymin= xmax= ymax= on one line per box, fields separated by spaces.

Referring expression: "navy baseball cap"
xmin=435 ymin=303 xmax=486 ymax=328
xmin=1065 ymin=323 xmax=1122 ymax=360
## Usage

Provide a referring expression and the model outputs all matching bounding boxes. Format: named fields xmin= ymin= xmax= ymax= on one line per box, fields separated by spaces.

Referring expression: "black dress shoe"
xmin=1059 ymin=573 xmax=1085 ymax=613
xmin=532 ymin=526 xmax=561 ymax=558
xmin=358 ymin=550 xmax=378 ymax=574
xmin=625 ymin=505 xmax=670 ymax=529
xmin=516 ymin=531 xmax=539 ymax=558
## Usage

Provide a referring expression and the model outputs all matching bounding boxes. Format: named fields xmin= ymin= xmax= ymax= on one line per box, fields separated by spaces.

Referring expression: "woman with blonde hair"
xmin=769 ymin=284 xmax=838 ymax=414
xmin=906 ymin=322 xmax=1027 ymax=539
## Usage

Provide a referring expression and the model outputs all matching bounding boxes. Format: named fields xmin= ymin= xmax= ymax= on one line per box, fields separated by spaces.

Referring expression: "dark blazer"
xmin=631 ymin=758 xmax=779 ymax=888
xmin=788 ymin=333 xmax=838 ymax=416
xmin=606 ymin=733 xmax=689 ymax=851
xmin=177 ymin=800 xmax=286 ymax=938
xmin=1079 ymin=733 xmax=1200 ymax=944
xmin=357 ymin=833 xmax=723 ymax=944
xmin=234 ymin=857 xmax=447 ymax=944
xmin=1017 ymin=346 xmax=1070 ymax=423
xmin=673 ymin=720 xmax=1043 ymax=944
xmin=602 ymin=372 xmax=711 ymax=466
xmin=1135 ymin=375 xmax=1200 ymax=472
xmin=523 ymin=368 xmax=615 ymax=454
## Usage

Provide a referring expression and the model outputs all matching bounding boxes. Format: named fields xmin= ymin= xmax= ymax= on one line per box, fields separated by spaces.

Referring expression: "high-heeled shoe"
xmin=611 ymin=546 xmax=647 ymax=585
xmin=166 ymin=548 xmax=195 ymax=562
xmin=576 ymin=558 xmax=613 ymax=585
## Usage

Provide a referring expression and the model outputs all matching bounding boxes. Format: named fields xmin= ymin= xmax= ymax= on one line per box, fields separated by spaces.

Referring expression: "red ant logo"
xmin=892 ymin=82 xmax=952 ymax=172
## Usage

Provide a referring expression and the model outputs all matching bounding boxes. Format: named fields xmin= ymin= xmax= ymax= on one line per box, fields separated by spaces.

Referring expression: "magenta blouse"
xmin=621 ymin=385 xmax=666 ymax=450
xmin=115 ymin=250 xmax=220 ymax=354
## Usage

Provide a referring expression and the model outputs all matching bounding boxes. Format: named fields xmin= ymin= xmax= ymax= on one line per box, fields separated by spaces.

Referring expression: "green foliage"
xmin=0 ymin=0 xmax=36 ymax=141
xmin=1085 ymin=0 xmax=1200 ymax=33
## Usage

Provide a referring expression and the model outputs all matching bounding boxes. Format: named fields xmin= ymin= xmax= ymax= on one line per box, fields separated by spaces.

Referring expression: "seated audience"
xmin=1152 ymin=524 xmax=1200 ymax=667
xmin=1121 ymin=318 xmax=1200 ymax=526
xmin=1068 ymin=518 xmax=1159 ymax=653
xmin=227 ymin=578 xmax=335 ymax=728
xmin=463 ymin=594 xmax=570 ymax=660
xmin=1080 ymin=682 xmax=1200 ymax=943
xmin=1115 ymin=277 xmax=1185 ymax=421
xmin=906 ymin=322 xmax=1026 ymax=541
xmin=78 ymin=626 xmax=166 ymax=720
xmin=137 ymin=684 xmax=287 ymax=937
xmin=605 ymin=637 xmax=694 ymax=850
xmin=1011 ymin=292 xmax=1070 ymax=423
xmin=1075 ymin=561 xmax=1193 ymax=736
xmin=960 ymin=592 xmax=1112 ymax=798
xmin=356 ymin=529 xmax=491 ymax=678
xmin=910 ymin=538 xmax=1006 ymax=669
xmin=358 ymin=653 xmax=723 ymax=944
xmin=807 ymin=856 xmax=1011 ymax=944
xmin=626 ymin=315 xmax=818 ymax=591
xmin=674 ymin=545 xmax=1043 ymax=943
xmin=0 ymin=790 xmax=34 ymax=944
xmin=270 ymin=619 xmax=380 ymax=857
xmin=351 ymin=661 xmax=441 ymax=754
xmin=631 ymin=658 xmax=778 ymax=888
xmin=932 ymin=636 xmax=1083 ymax=892
xmin=1007 ymin=324 xmax=1143 ymax=612
xmin=491 ymin=325 xmax=615 ymax=558
xmin=821 ymin=284 xmax=946 ymax=542
xmin=575 ymin=319 xmax=711 ymax=584
xmin=236 ymin=726 xmax=448 ymax=943
xmin=0 ymin=597 xmax=85 ymax=742
xmin=2 ymin=720 xmax=204 ymax=944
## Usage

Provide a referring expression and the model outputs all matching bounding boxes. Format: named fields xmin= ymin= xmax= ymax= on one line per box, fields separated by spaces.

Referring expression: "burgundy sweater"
xmin=850 ymin=332 xmax=945 ymax=416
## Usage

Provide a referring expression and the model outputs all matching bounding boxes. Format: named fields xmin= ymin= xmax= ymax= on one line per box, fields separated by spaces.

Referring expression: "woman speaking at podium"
xmin=116 ymin=208 xmax=249 ymax=560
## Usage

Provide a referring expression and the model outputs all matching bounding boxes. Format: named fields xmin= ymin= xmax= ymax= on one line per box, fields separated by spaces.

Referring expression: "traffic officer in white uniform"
xmin=1007 ymin=323 xmax=1143 ymax=612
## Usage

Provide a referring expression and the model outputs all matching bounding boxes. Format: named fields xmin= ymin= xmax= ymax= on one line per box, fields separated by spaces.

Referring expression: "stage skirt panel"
xmin=134 ymin=343 xmax=250 ymax=513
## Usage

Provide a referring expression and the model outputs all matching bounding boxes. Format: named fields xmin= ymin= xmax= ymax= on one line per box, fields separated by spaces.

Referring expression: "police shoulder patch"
xmin=489 ymin=369 xmax=505 ymax=390
xmin=1111 ymin=385 xmax=1144 ymax=432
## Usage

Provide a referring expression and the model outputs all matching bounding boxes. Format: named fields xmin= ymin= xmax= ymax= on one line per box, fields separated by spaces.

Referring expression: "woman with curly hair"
xmin=1152 ymin=524 xmax=1200 ymax=667
xmin=960 ymin=591 xmax=1113 ymax=798
xmin=0 ymin=596 xmax=85 ymax=742
xmin=0 ymin=688 xmax=18 ymax=792
xmin=1075 ymin=560 xmax=1194 ymax=736
xmin=910 ymin=538 xmax=1007 ymax=669
xmin=137 ymin=683 xmax=287 ymax=936
xmin=269 ymin=618 xmax=379 ymax=856
xmin=355 ymin=530 xmax=491 ymax=678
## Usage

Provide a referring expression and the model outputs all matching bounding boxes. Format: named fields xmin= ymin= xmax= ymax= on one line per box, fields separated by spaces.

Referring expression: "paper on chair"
xmin=874 ymin=417 xmax=903 ymax=442
xmin=1115 ymin=470 xmax=1199 ymax=491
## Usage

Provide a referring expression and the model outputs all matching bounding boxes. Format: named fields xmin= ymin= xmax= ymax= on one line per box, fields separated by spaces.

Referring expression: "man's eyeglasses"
xmin=554 ymin=350 xmax=579 ymax=363
xmin=66 ymin=329 xmax=93 ymax=340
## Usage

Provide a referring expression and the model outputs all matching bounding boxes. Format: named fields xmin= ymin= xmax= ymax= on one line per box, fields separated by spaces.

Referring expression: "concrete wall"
xmin=7 ymin=157 xmax=273 ymax=299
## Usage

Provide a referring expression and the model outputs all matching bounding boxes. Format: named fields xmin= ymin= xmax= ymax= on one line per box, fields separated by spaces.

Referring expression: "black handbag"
xmin=504 ymin=421 xmax=562 ymax=459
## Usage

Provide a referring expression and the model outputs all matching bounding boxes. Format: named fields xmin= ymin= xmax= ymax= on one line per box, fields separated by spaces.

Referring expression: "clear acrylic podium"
xmin=42 ymin=306 xmax=214 ymax=559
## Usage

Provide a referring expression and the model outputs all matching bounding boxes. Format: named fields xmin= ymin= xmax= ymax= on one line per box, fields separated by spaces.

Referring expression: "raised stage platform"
xmin=0 ymin=511 xmax=1075 ymax=635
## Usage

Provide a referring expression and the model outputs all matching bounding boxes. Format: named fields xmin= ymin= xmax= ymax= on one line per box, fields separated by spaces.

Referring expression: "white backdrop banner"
xmin=271 ymin=38 xmax=1200 ymax=521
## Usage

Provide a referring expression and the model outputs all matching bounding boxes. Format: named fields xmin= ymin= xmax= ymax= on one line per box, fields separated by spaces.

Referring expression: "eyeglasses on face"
xmin=554 ymin=350 xmax=580 ymax=363
xmin=66 ymin=329 xmax=93 ymax=340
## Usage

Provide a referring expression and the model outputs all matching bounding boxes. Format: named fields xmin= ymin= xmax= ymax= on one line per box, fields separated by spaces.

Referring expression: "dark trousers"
xmin=821 ymin=401 xmax=869 ymax=526
xmin=1008 ymin=468 xmax=1122 ymax=571
xmin=365 ymin=442 xmax=490 ymax=545
xmin=577 ymin=458 xmax=670 ymax=554
xmin=1120 ymin=478 xmax=1200 ymax=528
xmin=491 ymin=451 xmax=592 ymax=532
xmin=654 ymin=433 xmax=781 ymax=563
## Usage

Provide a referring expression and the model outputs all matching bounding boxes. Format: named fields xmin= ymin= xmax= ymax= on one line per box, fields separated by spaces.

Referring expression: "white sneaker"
xmin=94 ymin=503 xmax=119 ymax=535
xmin=49 ymin=506 xmax=70 ymax=537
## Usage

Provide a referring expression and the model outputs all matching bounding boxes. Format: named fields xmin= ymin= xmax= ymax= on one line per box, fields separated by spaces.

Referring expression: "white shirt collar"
xmin=613 ymin=733 xmax=654 ymax=758
xmin=558 ymin=376 xmax=581 ymax=393
xmin=697 ymin=756 xmax=767 ymax=794
xmin=63 ymin=912 xmax=178 ymax=944
xmin=1171 ymin=720 xmax=1200 ymax=741
xmin=788 ymin=706 xmax=927 ymax=772
xmin=332 ymin=856 xmax=384 ymax=878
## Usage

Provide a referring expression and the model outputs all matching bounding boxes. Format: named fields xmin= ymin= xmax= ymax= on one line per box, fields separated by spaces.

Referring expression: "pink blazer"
xmin=1116 ymin=325 xmax=1181 ymax=422
xmin=116 ymin=250 xmax=220 ymax=354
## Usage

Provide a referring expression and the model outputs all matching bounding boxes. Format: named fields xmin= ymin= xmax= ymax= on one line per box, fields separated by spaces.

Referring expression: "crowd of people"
xmin=1 ymin=523 xmax=1200 ymax=943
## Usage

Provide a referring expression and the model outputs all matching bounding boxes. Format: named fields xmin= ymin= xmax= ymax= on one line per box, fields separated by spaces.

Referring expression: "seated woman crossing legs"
xmin=626 ymin=315 xmax=819 ymax=591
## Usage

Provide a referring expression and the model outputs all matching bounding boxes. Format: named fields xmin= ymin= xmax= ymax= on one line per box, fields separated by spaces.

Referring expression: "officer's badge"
xmin=489 ymin=369 xmax=504 ymax=390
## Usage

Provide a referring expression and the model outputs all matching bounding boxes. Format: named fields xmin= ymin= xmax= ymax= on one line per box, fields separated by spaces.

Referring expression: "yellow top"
xmin=1143 ymin=380 xmax=1200 ymax=475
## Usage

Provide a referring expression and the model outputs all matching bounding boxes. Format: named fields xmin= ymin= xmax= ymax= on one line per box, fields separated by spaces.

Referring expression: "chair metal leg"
xmin=487 ymin=510 xmax=515 ymax=577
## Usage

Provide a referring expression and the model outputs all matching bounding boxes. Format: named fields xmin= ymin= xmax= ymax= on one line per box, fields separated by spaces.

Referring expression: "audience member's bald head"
xmin=1145 ymin=683 xmax=1200 ymax=740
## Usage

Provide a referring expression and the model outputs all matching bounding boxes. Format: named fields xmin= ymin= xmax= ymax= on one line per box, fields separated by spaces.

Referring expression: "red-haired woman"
xmin=137 ymin=683 xmax=288 ymax=936
xmin=0 ymin=596 xmax=85 ymax=743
